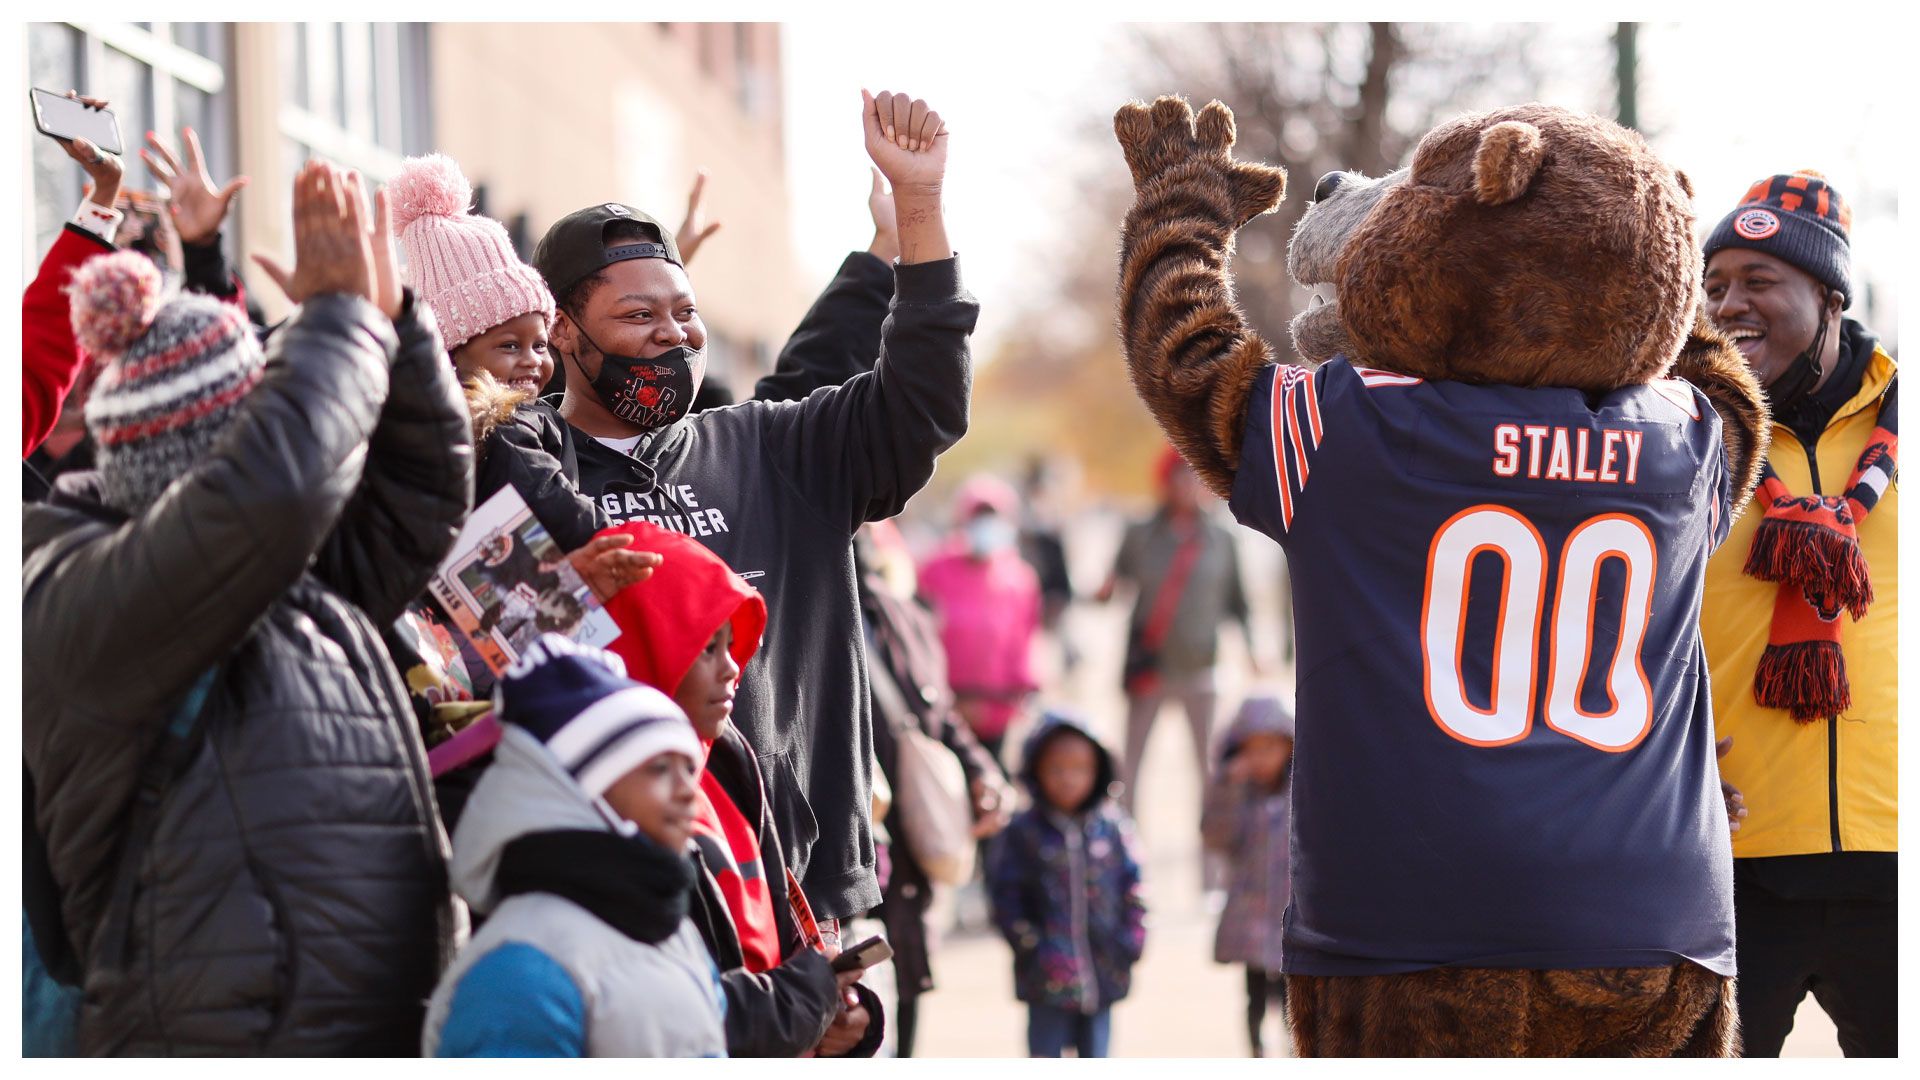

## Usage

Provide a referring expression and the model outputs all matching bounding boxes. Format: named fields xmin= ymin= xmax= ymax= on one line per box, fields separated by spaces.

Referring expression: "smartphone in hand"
xmin=31 ymin=88 xmax=122 ymax=154
xmin=829 ymin=934 xmax=894 ymax=973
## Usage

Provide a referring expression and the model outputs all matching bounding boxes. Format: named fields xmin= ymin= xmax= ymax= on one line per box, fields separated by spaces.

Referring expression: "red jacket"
xmin=21 ymin=225 xmax=113 ymax=457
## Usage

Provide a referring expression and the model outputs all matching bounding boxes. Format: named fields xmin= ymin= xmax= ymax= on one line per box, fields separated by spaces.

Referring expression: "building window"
xmin=25 ymin=21 xmax=235 ymax=269
xmin=277 ymin=22 xmax=431 ymax=182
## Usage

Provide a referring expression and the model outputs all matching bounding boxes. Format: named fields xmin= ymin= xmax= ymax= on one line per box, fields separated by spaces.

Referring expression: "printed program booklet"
xmin=426 ymin=485 xmax=619 ymax=675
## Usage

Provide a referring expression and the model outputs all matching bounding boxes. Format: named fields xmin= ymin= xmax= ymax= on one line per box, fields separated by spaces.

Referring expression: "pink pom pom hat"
xmin=388 ymin=153 xmax=554 ymax=352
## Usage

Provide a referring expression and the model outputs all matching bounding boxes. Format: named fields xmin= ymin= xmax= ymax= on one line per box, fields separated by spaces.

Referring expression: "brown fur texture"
xmin=1113 ymin=96 xmax=1288 ymax=499
xmin=1673 ymin=308 xmax=1772 ymax=515
xmin=1287 ymin=964 xmax=1737 ymax=1057
xmin=1116 ymin=98 xmax=1764 ymax=1058
xmin=462 ymin=370 xmax=531 ymax=466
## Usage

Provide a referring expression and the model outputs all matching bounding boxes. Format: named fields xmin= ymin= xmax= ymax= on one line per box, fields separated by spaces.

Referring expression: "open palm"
xmin=143 ymin=127 xmax=248 ymax=245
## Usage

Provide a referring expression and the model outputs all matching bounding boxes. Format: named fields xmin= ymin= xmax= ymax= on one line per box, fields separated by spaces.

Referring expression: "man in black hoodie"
xmin=530 ymin=89 xmax=973 ymax=924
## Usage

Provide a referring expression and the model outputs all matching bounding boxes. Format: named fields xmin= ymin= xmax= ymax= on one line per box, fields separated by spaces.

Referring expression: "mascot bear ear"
xmin=1472 ymin=120 xmax=1546 ymax=206
xmin=1673 ymin=168 xmax=1696 ymax=201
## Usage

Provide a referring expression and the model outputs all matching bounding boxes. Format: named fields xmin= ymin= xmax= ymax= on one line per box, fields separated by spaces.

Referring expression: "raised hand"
xmin=1114 ymin=96 xmax=1286 ymax=227
xmin=142 ymin=126 xmax=249 ymax=245
xmin=862 ymin=89 xmax=946 ymax=195
xmin=252 ymin=161 xmax=377 ymax=308
xmin=364 ymin=175 xmax=404 ymax=320
xmin=54 ymin=92 xmax=123 ymax=211
xmin=861 ymin=89 xmax=950 ymax=264
xmin=675 ymin=170 xmax=722 ymax=266
xmin=866 ymin=167 xmax=900 ymax=263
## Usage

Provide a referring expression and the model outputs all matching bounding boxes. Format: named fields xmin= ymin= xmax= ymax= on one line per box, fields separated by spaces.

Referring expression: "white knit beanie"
xmin=388 ymin=154 xmax=555 ymax=351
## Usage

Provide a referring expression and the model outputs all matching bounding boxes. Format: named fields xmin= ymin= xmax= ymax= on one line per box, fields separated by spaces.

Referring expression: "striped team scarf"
xmin=1742 ymin=379 xmax=1897 ymax=721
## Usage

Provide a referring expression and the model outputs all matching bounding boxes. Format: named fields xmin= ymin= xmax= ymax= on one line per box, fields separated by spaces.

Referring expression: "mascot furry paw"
xmin=1114 ymin=97 xmax=1768 ymax=1057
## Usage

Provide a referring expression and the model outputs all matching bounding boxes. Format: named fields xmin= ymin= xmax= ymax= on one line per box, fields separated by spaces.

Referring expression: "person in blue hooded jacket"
xmin=986 ymin=709 xmax=1147 ymax=1058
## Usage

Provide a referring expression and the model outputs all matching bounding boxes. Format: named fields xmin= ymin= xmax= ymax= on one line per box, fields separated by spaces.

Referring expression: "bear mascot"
xmin=1112 ymin=98 xmax=1770 ymax=1056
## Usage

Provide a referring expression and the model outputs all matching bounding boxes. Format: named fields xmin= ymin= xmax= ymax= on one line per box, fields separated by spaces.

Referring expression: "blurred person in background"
xmin=1017 ymin=455 xmax=1079 ymax=669
xmin=531 ymin=89 xmax=974 ymax=931
xmin=1700 ymin=172 xmax=1897 ymax=1058
xmin=917 ymin=474 xmax=1044 ymax=767
xmin=23 ymin=161 xmax=468 ymax=1054
xmin=857 ymin=520 xmax=1014 ymax=1055
xmin=1098 ymin=447 xmax=1256 ymax=817
xmin=987 ymin=710 xmax=1147 ymax=1058
xmin=1200 ymin=693 xmax=1296 ymax=1057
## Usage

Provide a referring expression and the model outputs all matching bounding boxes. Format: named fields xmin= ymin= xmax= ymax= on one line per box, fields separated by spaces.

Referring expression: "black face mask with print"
xmin=569 ymin=324 xmax=706 ymax=430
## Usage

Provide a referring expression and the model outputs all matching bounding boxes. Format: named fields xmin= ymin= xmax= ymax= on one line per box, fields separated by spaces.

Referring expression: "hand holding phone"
xmin=34 ymin=89 xmax=125 ymax=210
xmin=829 ymin=933 xmax=894 ymax=973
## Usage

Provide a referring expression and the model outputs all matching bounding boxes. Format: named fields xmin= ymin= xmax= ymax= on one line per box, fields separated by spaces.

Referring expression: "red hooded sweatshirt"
xmin=601 ymin=522 xmax=782 ymax=972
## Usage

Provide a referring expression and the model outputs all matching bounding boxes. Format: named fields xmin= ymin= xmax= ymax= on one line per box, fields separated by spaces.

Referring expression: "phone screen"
xmin=32 ymin=89 xmax=123 ymax=155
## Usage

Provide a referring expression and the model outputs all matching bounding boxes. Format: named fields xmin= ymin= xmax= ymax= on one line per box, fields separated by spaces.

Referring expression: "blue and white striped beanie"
xmin=496 ymin=634 xmax=702 ymax=797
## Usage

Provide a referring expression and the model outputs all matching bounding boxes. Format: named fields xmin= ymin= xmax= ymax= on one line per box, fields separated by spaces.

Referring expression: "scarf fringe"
xmin=1742 ymin=517 xmax=1874 ymax=618
xmin=1754 ymin=640 xmax=1851 ymax=722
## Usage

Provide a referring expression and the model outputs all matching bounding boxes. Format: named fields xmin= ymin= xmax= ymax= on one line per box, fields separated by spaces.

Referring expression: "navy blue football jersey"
xmin=1231 ymin=358 xmax=1736 ymax=976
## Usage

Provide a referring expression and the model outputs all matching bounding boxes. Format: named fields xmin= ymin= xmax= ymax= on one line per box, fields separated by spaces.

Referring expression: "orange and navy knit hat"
xmin=1703 ymin=171 xmax=1853 ymax=308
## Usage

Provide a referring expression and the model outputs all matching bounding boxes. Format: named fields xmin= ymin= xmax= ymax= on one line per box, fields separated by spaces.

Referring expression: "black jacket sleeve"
xmin=719 ymin=948 xmax=841 ymax=1057
xmin=752 ymin=252 xmax=894 ymax=403
xmin=22 ymin=292 xmax=397 ymax=716
xmin=476 ymin=410 xmax=609 ymax=551
xmin=180 ymin=234 xmax=241 ymax=300
xmin=310 ymin=292 xmax=474 ymax=625
xmin=758 ymin=257 xmax=977 ymax=535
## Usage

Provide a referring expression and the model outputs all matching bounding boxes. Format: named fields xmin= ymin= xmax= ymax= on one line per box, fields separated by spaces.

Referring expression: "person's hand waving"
xmin=142 ymin=126 xmax=249 ymax=246
xmin=675 ymin=170 xmax=722 ymax=266
xmin=252 ymin=161 xmax=377 ymax=309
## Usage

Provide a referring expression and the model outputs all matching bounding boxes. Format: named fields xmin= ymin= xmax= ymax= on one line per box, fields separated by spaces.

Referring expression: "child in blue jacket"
xmin=987 ymin=709 xmax=1147 ymax=1057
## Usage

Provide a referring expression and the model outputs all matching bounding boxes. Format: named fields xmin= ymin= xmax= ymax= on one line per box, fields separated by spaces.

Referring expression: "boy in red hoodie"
xmin=603 ymin=521 xmax=883 ymax=1057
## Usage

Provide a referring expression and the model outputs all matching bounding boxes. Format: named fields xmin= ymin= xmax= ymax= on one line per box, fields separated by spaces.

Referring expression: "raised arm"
xmin=757 ymin=90 xmax=975 ymax=532
xmin=1113 ymin=97 xmax=1288 ymax=498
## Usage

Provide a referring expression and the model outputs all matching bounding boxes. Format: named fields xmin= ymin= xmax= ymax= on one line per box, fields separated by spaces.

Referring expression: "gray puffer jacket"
xmin=1200 ymin=695 xmax=1294 ymax=972
xmin=23 ymin=291 xmax=472 ymax=1055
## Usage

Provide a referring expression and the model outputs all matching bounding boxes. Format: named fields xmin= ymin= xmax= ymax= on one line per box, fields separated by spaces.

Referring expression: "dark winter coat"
xmin=563 ymin=254 xmax=975 ymax=919
xmin=693 ymin=727 xmax=884 ymax=1057
xmin=22 ymin=292 xmax=470 ymax=1055
xmin=859 ymin=555 xmax=1004 ymax=999
xmin=987 ymin=713 xmax=1147 ymax=1012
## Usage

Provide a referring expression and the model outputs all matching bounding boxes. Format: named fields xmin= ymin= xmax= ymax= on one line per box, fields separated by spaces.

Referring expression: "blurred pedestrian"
xmin=1200 ymin=693 xmax=1295 ymax=1057
xmin=858 ymin=521 xmax=1014 ymax=1055
xmin=917 ymin=474 xmax=1044 ymax=766
xmin=423 ymin=637 xmax=726 ymax=1057
xmin=23 ymin=161 xmax=468 ymax=1054
xmin=1701 ymin=172 xmax=1897 ymax=1058
xmin=1098 ymin=447 xmax=1256 ymax=816
xmin=531 ymin=89 xmax=973 ymax=929
xmin=1018 ymin=455 xmax=1079 ymax=663
xmin=987 ymin=710 xmax=1147 ymax=1058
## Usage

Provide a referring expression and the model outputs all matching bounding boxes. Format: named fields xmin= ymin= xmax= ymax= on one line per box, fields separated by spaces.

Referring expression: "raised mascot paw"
xmin=1114 ymin=96 xmax=1286 ymax=227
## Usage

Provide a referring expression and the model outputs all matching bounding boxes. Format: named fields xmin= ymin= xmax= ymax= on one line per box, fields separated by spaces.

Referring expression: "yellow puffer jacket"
xmin=1702 ymin=339 xmax=1897 ymax=858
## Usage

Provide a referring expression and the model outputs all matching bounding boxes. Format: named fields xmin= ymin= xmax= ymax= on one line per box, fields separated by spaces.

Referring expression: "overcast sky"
xmin=782 ymin=19 xmax=1903 ymax=356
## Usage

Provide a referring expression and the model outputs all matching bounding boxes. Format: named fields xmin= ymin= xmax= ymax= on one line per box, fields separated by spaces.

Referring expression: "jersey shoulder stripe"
xmin=1268 ymin=364 xmax=1325 ymax=531
xmin=1352 ymin=365 xmax=1424 ymax=389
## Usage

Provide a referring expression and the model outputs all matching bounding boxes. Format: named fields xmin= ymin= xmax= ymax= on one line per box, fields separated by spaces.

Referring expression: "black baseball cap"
xmin=532 ymin=201 xmax=683 ymax=302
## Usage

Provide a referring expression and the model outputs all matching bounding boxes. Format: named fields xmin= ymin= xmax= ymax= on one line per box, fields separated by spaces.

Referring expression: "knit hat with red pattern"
xmin=1702 ymin=170 xmax=1853 ymax=308
xmin=69 ymin=250 xmax=265 ymax=514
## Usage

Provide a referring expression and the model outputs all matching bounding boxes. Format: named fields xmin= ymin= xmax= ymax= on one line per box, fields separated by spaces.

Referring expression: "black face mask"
xmin=569 ymin=323 xmax=705 ymax=430
xmin=1765 ymin=291 xmax=1834 ymax=414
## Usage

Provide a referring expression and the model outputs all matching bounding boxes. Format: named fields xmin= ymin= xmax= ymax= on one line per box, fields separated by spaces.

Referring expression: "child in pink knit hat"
xmin=383 ymin=153 xmax=659 ymax=811
xmin=389 ymin=153 xmax=557 ymax=397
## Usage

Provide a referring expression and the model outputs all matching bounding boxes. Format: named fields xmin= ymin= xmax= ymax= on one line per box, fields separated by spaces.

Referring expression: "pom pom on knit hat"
xmin=387 ymin=152 xmax=474 ymax=235
xmin=68 ymin=250 xmax=165 ymax=358
xmin=388 ymin=153 xmax=554 ymax=351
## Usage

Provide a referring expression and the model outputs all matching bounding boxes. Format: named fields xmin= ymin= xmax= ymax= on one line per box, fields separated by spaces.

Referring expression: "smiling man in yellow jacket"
xmin=1700 ymin=171 xmax=1896 ymax=1058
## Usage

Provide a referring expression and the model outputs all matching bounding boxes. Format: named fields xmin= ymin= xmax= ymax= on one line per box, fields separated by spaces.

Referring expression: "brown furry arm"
xmin=1114 ymin=97 xmax=1287 ymax=498
xmin=1669 ymin=312 xmax=1770 ymax=518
